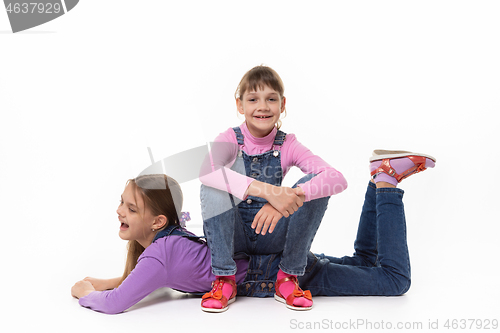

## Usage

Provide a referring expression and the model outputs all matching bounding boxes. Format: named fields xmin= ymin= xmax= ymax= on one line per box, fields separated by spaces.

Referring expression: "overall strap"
xmin=153 ymin=225 xmax=180 ymax=242
xmin=232 ymin=127 xmax=245 ymax=146
xmin=272 ymin=130 xmax=287 ymax=150
xmin=153 ymin=225 xmax=205 ymax=243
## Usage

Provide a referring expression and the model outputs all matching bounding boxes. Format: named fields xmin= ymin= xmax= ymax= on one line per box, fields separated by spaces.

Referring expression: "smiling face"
xmin=237 ymin=85 xmax=286 ymax=138
xmin=117 ymin=183 xmax=158 ymax=248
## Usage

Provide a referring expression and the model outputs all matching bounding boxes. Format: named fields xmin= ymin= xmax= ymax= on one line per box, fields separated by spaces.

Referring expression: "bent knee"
xmin=392 ymin=277 xmax=411 ymax=296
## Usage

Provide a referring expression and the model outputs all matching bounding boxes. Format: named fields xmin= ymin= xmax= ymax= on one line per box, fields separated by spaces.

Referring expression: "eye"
xmin=129 ymin=208 xmax=136 ymax=213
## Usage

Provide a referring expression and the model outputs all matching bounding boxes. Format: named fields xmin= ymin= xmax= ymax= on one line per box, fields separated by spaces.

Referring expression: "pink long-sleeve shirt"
xmin=199 ymin=123 xmax=347 ymax=202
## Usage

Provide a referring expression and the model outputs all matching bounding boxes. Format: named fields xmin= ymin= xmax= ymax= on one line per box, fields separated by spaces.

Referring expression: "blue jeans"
xmin=202 ymin=175 xmax=330 ymax=276
xmin=238 ymin=182 xmax=411 ymax=297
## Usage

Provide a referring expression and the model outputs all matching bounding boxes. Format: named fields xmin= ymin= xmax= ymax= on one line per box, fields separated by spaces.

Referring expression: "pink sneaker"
xmin=370 ymin=150 xmax=436 ymax=183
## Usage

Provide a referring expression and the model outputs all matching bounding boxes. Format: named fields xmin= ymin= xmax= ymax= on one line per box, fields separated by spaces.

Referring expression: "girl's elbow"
xmin=332 ymin=171 xmax=348 ymax=195
xmin=95 ymin=304 xmax=127 ymax=315
xmin=79 ymin=297 xmax=127 ymax=315
xmin=341 ymin=177 xmax=348 ymax=192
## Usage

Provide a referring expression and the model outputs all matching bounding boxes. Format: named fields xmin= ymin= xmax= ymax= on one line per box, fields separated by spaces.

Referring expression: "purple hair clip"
xmin=179 ymin=211 xmax=191 ymax=227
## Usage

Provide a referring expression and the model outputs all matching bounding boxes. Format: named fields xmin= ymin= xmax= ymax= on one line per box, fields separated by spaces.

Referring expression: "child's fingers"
xmin=285 ymin=202 xmax=300 ymax=216
xmin=279 ymin=207 xmax=290 ymax=218
xmin=267 ymin=218 xmax=278 ymax=234
xmin=293 ymin=187 xmax=305 ymax=198
xmin=257 ymin=215 xmax=271 ymax=234
xmin=259 ymin=216 xmax=273 ymax=235
xmin=254 ymin=203 xmax=283 ymax=234
xmin=251 ymin=212 xmax=262 ymax=229
xmin=252 ymin=213 xmax=264 ymax=232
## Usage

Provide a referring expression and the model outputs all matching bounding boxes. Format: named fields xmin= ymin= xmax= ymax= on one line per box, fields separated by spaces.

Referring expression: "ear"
xmin=152 ymin=215 xmax=168 ymax=230
xmin=236 ymin=98 xmax=244 ymax=115
xmin=280 ymin=96 xmax=286 ymax=114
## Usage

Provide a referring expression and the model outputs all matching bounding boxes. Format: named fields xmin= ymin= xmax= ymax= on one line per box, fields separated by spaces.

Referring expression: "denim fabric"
xmin=297 ymin=181 xmax=411 ymax=296
xmin=236 ymin=250 xmax=320 ymax=297
xmin=201 ymin=127 xmax=329 ymax=276
xmin=236 ymin=252 xmax=281 ymax=297
xmin=153 ymin=224 xmax=205 ymax=244
xmin=239 ymin=181 xmax=412 ymax=297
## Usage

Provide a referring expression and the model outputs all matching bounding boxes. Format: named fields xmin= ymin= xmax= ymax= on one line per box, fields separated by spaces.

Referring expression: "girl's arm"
xmin=199 ymin=129 xmax=307 ymax=210
xmin=84 ymin=277 xmax=121 ymax=291
xmin=250 ymin=187 xmax=304 ymax=235
xmin=200 ymin=129 xmax=314 ymax=216
xmin=199 ymin=129 xmax=255 ymax=200
xmin=74 ymin=257 xmax=166 ymax=314
xmin=282 ymin=134 xmax=348 ymax=201
xmin=71 ymin=277 xmax=121 ymax=299
xmin=245 ymin=180 xmax=305 ymax=217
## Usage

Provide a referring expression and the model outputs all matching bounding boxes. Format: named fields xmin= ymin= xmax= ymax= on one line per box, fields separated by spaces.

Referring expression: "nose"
xmin=257 ymin=99 xmax=270 ymax=111
xmin=117 ymin=204 xmax=124 ymax=217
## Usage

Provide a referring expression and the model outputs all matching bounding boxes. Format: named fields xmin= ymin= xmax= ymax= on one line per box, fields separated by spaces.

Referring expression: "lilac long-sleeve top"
xmin=199 ymin=123 xmax=348 ymax=202
xmin=78 ymin=236 xmax=248 ymax=314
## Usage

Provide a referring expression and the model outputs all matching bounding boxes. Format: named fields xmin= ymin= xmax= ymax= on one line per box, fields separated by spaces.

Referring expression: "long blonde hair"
xmin=118 ymin=174 xmax=183 ymax=286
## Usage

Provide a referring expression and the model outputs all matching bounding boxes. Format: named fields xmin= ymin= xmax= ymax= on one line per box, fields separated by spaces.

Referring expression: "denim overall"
xmin=201 ymin=127 xmax=330 ymax=296
xmin=153 ymin=224 xmax=205 ymax=244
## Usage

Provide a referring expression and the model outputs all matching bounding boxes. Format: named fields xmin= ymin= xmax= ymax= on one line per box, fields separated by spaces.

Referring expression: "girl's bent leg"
xmin=329 ymin=181 xmax=378 ymax=267
xmin=278 ymin=195 xmax=330 ymax=275
xmin=299 ymin=187 xmax=411 ymax=296
xmin=201 ymin=184 xmax=247 ymax=276
xmin=375 ymin=187 xmax=411 ymax=293
xmin=251 ymin=174 xmax=330 ymax=275
xmin=281 ymin=174 xmax=329 ymax=275
xmin=250 ymin=195 xmax=330 ymax=275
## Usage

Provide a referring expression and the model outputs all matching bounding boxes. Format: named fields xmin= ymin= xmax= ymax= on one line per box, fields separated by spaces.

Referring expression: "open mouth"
xmin=254 ymin=115 xmax=272 ymax=119
xmin=120 ymin=222 xmax=129 ymax=230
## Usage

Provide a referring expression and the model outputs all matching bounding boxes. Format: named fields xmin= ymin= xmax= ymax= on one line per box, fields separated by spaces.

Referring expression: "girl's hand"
xmin=71 ymin=279 xmax=96 ymax=299
xmin=83 ymin=277 xmax=120 ymax=291
xmin=252 ymin=203 xmax=283 ymax=235
xmin=265 ymin=186 xmax=305 ymax=217
xmin=246 ymin=181 xmax=305 ymax=217
xmin=251 ymin=187 xmax=305 ymax=235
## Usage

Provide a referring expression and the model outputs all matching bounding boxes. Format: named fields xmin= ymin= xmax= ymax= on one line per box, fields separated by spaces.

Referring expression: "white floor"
xmin=1 ymin=1 xmax=499 ymax=332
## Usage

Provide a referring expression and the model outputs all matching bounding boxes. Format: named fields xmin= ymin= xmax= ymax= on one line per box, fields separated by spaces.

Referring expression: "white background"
xmin=1 ymin=1 xmax=499 ymax=332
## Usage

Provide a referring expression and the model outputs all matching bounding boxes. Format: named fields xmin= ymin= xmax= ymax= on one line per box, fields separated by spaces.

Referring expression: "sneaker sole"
xmin=369 ymin=149 xmax=436 ymax=163
xmin=201 ymin=296 xmax=236 ymax=313
xmin=274 ymin=294 xmax=312 ymax=311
